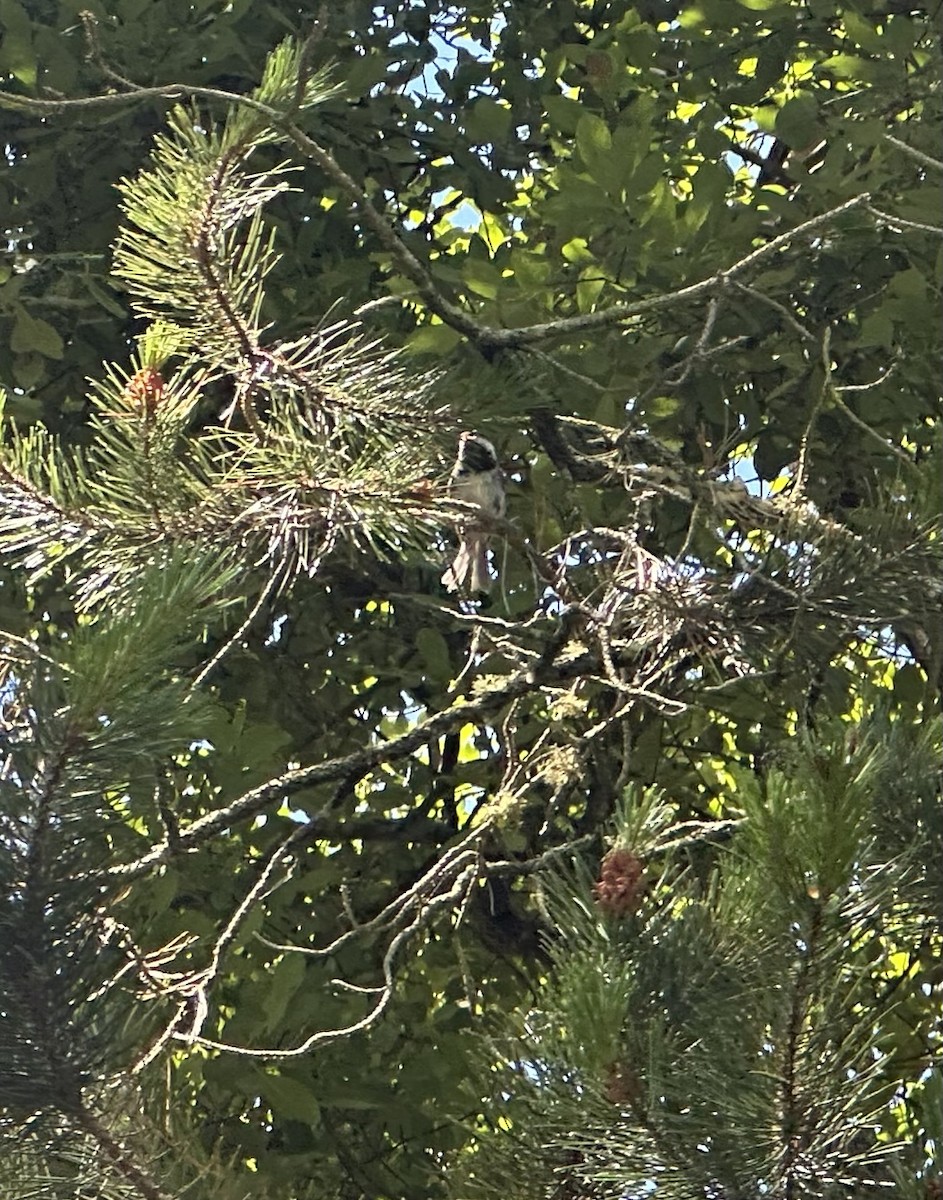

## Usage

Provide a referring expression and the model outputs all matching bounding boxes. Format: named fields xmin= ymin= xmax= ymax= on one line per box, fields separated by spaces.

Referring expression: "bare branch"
xmin=883 ymin=132 xmax=943 ymax=173
xmin=280 ymin=123 xmax=486 ymax=344
xmin=829 ymin=375 xmax=917 ymax=472
xmin=867 ymin=203 xmax=943 ymax=238
xmin=189 ymin=558 xmax=289 ymax=692
xmin=183 ymin=856 xmax=480 ymax=1058
xmin=0 ymin=72 xmax=874 ymax=354
xmin=731 ymin=282 xmax=816 ymax=343
xmin=457 ymin=193 xmax=872 ymax=351
xmin=791 ymin=325 xmax=832 ymax=500
xmin=107 ymin=647 xmax=597 ymax=881
xmin=73 ymin=1107 xmax=171 ymax=1200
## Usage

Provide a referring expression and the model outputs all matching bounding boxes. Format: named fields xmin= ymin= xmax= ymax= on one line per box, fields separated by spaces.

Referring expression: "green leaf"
xmin=645 ymin=395 xmax=682 ymax=420
xmin=10 ymin=310 xmax=64 ymax=358
xmin=344 ymin=49 xmax=389 ymax=94
xmin=462 ymin=257 xmax=501 ymax=300
xmin=478 ymin=210 xmax=508 ymax=253
xmin=317 ymin=1077 xmax=394 ymax=1110
xmin=406 ymin=322 xmax=462 ymax=356
xmin=510 ymin=248 xmax=552 ymax=292
xmin=260 ymin=1072 xmax=321 ymax=1125
xmin=416 ymin=627 xmax=451 ymax=678
xmin=262 ymin=955 xmax=307 ymax=1032
xmin=543 ymin=169 xmax=616 ymax=229
xmin=820 ymin=52 xmax=869 ymax=80
xmin=82 ymin=277 xmax=128 ymax=319
xmin=576 ymin=266 xmax=606 ymax=312
xmin=620 ymin=25 xmax=660 ymax=70
xmin=883 ymin=15 xmax=917 ymax=57
xmin=465 ymin=98 xmax=513 ymax=144
xmin=775 ymin=95 xmax=823 ymax=150
xmin=0 ymin=0 xmax=36 ymax=87
xmin=627 ymin=151 xmax=665 ymax=197
xmin=561 ymin=237 xmax=594 ymax=265
xmin=593 ymin=392 xmax=621 ymax=427
xmin=11 ymin=353 xmax=45 ymax=390
xmin=843 ymin=11 xmax=884 ymax=53
xmin=857 ymin=310 xmax=894 ymax=348
xmin=576 ymin=112 xmax=620 ymax=192
xmin=544 ymin=93 xmax=584 ymax=133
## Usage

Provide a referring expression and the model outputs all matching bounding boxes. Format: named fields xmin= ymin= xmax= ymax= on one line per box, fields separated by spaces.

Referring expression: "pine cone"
xmin=126 ymin=367 xmax=165 ymax=416
xmin=603 ymin=1060 xmax=642 ymax=1106
xmin=593 ymin=848 xmax=644 ymax=917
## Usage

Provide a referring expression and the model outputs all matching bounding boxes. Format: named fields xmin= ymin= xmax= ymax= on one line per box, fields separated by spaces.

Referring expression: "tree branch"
xmin=883 ymin=132 xmax=943 ymax=173
xmin=0 ymin=74 xmax=874 ymax=353
xmin=73 ymin=1107 xmax=171 ymax=1200
xmin=107 ymin=646 xmax=598 ymax=881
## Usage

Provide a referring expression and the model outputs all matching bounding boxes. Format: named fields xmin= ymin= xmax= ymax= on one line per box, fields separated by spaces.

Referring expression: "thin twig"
xmin=189 ymin=559 xmax=288 ymax=692
xmin=867 ymin=204 xmax=943 ymax=238
xmin=828 ymin=379 xmax=917 ymax=472
xmin=883 ymin=133 xmax=943 ymax=173
xmin=524 ymin=348 xmax=607 ymax=392
xmin=0 ymin=72 xmax=874 ymax=353
xmin=732 ymin=282 xmax=816 ymax=343
xmin=791 ymin=326 xmax=831 ymax=501
xmin=184 ymin=860 xmax=479 ymax=1058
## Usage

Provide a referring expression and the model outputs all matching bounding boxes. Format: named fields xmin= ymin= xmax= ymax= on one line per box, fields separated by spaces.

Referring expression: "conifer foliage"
xmin=1 ymin=38 xmax=451 ymax=608
xmin=456 ymin=727 xmax=943 ymax=1199
xmin=0 ymin=3 xmax=941 ymax=1198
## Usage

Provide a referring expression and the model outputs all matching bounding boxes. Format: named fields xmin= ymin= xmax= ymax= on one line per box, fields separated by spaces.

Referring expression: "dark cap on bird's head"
xmin=457 ymin=431 xmax=498 ymax=473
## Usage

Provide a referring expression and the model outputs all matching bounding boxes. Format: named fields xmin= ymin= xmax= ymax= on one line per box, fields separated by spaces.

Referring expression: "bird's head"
xmin=458 ymin=431 xmax=499 ymax=473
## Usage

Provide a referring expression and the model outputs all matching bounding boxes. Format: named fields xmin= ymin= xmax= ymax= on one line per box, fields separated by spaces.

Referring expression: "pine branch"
xmin=0 ymin=72 xmax=463 ymax=603
xmin=0 ymin=557 xmax=264 ymax=1195
xmin=775 ymin=904 xmax=822 ymax=1199
xmin=73 ymin=1109 xmax=172 ymax=1200
xmin=1 ymin=319 xmax=455 ymax=603
xmin=453 ymin=722 xmax=940 ymax=1198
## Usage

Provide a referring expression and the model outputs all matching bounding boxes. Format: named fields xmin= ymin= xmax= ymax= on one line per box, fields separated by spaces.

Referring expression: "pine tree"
xmin=0 ymin=38 xmax=458 ymax=1198
xmin=453 ymin=723 xmax=943 ymax=1199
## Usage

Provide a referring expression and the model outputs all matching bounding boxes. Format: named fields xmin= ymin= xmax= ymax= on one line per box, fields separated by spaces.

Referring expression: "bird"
xmin=441 ymin=431 xmax=506 ymax=594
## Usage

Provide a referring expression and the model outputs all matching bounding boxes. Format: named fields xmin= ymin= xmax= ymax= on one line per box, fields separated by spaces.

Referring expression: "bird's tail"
xmin=441 ymin=534 xmax=491 ymax=593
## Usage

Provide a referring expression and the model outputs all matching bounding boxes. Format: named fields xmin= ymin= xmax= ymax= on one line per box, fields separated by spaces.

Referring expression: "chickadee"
xmin=441 ymin=431 xmax=506 ymax=594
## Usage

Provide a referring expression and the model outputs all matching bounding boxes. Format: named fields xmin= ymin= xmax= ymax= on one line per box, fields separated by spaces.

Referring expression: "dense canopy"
xmin=0 ymin=1 xmax=940 ymax=1198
